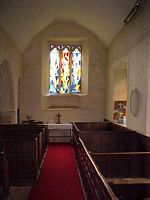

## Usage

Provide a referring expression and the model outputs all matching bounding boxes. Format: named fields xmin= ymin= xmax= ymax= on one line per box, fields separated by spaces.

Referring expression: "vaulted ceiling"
xmin=0 ymin=0 xmax=136 ymax=53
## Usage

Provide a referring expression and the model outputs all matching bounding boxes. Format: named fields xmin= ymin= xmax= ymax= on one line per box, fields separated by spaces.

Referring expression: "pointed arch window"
xmin=49 ymin=45 xmax=82 ymax=95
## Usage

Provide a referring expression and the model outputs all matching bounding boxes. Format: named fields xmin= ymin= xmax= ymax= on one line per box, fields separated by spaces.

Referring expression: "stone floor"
xmin=4 ymin=186 xmax=150 ymax=200
xmin=6 ymin=186 xmax=31 ymax=200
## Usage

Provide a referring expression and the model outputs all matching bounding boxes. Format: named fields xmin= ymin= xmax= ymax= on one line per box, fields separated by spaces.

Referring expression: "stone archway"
xmin=0 ymin=59 xmax=15 ymax=123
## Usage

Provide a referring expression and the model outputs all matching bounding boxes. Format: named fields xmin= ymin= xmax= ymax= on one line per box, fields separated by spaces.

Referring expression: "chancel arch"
xmin=0 ymin=59 xmax=15 ymax=124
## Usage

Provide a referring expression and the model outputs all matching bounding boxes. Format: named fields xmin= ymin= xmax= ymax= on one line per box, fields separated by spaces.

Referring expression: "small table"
xmin=47 ymin=124 xmax=72 ymax=143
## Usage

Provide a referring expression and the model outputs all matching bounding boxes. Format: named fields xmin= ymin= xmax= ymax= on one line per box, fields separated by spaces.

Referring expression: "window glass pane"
xmin=49 ymin=47 xmax=60 ymax=94
xmin=49 ymin=45 xmax=82 ymax=95
xmin=60 ymin=48 xmax=71 ymax=94
xmin=71 ymin=48 xmax=81 ymax=93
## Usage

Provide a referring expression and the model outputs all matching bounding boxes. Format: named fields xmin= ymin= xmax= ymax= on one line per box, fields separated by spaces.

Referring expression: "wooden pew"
xmin=0 ymin=125 xmax=48 ymax=167
xmin=73 ymin=134 xmax=118 ymax=200
xmin=0 ymin=144 xmax=9 ymax=199
xmin=91 ymin=152 xmax=150 ymax=179
xmin=73 ymin=121 xmax=150 ymax=199
xmin=0 ymin=136 xmax=39 ymax=185
xmin=73 ymin=121 xmax=130 ymax=131
xmin=91 ymin=151 xmax=150 ymax=200
xmin=0 ymin=125 xmax=48 ymax=185
xmin=73 ymin=129 xmax=142 ymax=153
xmin=110 ymin=184 xmax=150 ymax=200
xmin=72 ymin=122 xmax=148 ymax=153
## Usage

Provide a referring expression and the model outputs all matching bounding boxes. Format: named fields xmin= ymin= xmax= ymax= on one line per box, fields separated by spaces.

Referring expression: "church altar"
xmin=47 ymin=123 xmax=72 ymax=143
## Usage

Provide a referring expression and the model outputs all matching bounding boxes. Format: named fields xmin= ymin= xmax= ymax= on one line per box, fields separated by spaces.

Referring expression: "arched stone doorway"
xmin=0 ymin=60 xmax=15 ymax=124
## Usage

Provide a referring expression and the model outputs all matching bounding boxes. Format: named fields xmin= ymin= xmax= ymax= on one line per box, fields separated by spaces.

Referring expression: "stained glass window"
xmin=49 ymin=45 xmax=82 ymax=95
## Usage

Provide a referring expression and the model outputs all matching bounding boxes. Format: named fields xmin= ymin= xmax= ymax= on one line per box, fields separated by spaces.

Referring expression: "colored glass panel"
xmin=60 ymin=48 xmax=71 ymax=94
xmin=49 ymin=45 xmax=82 ymax=95
xmin=71 ymin=48 xmax=81 ymax=93
xmin=49 ymin=47 xmax=60 ymax=94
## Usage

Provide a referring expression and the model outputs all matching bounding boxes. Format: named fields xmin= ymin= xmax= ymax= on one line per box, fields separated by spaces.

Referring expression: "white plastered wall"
xmin=106 ymin=0 xmax=150 ymax=135
xmin=22 ymin=20 xmax=106 ymax=123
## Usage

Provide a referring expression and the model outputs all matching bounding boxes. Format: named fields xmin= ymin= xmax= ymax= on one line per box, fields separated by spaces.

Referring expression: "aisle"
xmin=27 ymin=144 xmax=84 ymax=200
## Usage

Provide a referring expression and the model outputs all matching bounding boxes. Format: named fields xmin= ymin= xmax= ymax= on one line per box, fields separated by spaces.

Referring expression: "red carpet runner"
xmin=28 ymin=144 xmax=84 ymax=200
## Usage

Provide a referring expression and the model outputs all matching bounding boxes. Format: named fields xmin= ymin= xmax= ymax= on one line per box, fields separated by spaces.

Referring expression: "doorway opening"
xmin=113 ymin=66 xmax=128 ymax=126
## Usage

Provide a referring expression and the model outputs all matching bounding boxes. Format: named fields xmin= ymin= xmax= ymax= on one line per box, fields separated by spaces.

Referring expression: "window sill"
xmin=41 ymin=94 xmax=87 ymax=109
xmin=44 ymin=93 xmax=87 ymax=97
xmin=42 ymin=106 xmax=79 ymax=111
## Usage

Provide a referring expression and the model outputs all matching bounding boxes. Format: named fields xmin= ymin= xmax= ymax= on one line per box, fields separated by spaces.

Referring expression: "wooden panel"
xmin=7 ymin=158 xmax=19 ymax=179
xmin=111 ymin=184 xmax=150 ymax=200
xmin=92 ymin=153 xmax=150 ymax=178
xmin=72 ymin=121 xmax=150 ymax=200
xmin=5 ymin=143 xmax=19 ymax=155
xmin=73 ymin=135 xmax=117 ymax=200
xmin=19 ymin=157 xmax=37 ymax=178
xmin=73 ymin=121 xmax=150 ymax=153
xmin=42 ymin=128 xmax=48 ymax=157
xmin=0 ymin=125 xmax=48 ymax=185
xmin=0 ymin=144 xmax=9 ymax=198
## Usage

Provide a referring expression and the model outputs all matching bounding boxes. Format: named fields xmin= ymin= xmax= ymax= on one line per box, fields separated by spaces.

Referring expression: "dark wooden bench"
xmin=91 ymin=151 xmax=150 ymax=199
xmin=73 ymin=121 xmax=130 ymax=131
xmin=73 ymin=121 xmax=150 ymax=199
xmin=91 ymin=152 xmax=150 ymax=178
xmin=0 ymin=125 xmax=48 ymax=166
xmin=0 ymin=144 xmax=9 ymax=199
xmin=22 ymin=120 xmax=44 ymax=125
xmin=73 ymin=121 xmax=150 ymax=152
xmin=0 ymin=136 xmax=39 ymax=185
xmin=110 ymin=183 xmax=150 ymax=200
xmin=73 ymin=135 xmax=117 ymax=199
xmin=0 ymin=125 xmax=48 ymax=185
xmin=78 ymin=130 xmax=142 ymax=152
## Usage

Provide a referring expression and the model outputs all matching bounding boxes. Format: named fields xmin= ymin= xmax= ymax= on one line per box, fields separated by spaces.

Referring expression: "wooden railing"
xmin=73 ymin=132 xmax=118 ymax=200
